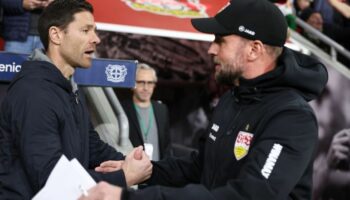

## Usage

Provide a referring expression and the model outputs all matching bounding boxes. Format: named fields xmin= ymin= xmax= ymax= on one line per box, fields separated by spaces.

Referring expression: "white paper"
xmin=144 ymin=143 xmax=154 ymax=160
xmin=32 ymin=155 xmax=96 ymax=200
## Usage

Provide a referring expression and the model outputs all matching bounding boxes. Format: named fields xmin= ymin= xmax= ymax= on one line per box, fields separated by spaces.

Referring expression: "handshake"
xmin=95 ymin=146 xmax=153 ymax=187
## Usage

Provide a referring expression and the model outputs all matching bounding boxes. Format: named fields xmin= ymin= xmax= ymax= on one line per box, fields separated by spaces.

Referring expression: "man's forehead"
xmin=138 ymin=70 xmax=154 ymax=76
xmin=70 ymin=11 xmax=96 ymax=26
xmin=137 ymin=70 xmax=156 ymax=78
xmin=214 ymin=34 xmax=241 ymax=41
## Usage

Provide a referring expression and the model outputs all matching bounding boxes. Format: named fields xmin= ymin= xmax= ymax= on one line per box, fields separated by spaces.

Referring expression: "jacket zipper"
xmin=210 ymin=106 xmax=242 ymax=188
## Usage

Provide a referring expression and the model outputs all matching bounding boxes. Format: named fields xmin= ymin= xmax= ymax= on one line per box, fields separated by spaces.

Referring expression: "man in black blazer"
xmin=122 ymin=63 xmax=171 ymax=161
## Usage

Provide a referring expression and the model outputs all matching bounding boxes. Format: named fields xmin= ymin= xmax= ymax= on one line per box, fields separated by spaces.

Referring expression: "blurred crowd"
xmin=275 ymin=0 xmax=350 ymax=68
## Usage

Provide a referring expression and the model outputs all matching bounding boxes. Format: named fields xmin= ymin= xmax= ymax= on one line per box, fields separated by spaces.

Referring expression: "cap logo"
xmin=238 ymin=26 xmax=245 ymax=32
xmin=238 ymin=25 xmax=255 ymax=36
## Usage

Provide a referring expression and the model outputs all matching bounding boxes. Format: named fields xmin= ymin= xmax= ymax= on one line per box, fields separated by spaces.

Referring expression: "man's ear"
xmin=247 ymin=40 xmax=264 ymax=61
xmin=48 ymin=26 xmax=62 ymax=46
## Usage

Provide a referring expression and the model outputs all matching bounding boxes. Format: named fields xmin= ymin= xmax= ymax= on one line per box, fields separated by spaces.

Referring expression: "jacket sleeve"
xmin=159 ymin=103 xmax=172 ymax=158
xmin=87 ymin=124 xmax=127 ymax=187
xmin=88 ymin=123 xmax=125 ymax=167
xmin=123 ymin=108 xmax=317 ymax=200
xmin=1 ymin=0 xmax=25 ymax=14
xmin=147 ymin=150 xmax=202 ymax=187
xmin=88 ymin=169 xmax=127 ymax=187
xmin=17 ymin=92 xmax=127 ymax=191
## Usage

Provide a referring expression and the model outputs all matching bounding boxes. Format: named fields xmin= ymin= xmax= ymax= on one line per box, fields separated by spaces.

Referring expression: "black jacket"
xmin=122 ymin=100 xmax=171 ymax=159
xmin=0 ymin=55 xmax=126 ymax=199
xmin=123 ymin=48 xmax=328 ymax=200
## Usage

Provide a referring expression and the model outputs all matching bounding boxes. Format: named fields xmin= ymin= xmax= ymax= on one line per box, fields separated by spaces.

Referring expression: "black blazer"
xmin=122 ymin=100 xmax=171 ymax=159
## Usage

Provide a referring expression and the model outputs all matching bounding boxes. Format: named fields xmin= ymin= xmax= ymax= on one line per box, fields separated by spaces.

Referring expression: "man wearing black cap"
xmin=80 ymin=0 xmax=328 ymax=199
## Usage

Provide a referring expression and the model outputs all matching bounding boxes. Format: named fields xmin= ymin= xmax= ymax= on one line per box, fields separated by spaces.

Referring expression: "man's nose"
xmin=208 ymin=43 xmax=218 ymax=55
xmin=92 ymin=31 xmax=101 ymax=44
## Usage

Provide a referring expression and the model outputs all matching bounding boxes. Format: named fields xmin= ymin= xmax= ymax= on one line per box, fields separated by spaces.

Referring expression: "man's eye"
xmin=214 ymin=36 xmax=223 ymax=44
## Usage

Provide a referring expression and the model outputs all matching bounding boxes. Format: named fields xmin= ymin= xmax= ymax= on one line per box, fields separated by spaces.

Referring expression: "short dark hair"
xmin=38 ymin=0 xmax=94 ymax=50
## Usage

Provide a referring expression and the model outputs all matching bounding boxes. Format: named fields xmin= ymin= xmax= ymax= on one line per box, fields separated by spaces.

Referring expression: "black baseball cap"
xmin=191 ymin=0 xmax=288 ymax=47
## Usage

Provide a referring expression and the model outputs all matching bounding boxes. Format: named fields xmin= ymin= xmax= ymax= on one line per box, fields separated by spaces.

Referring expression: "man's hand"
xmin=122 ymin=146 xmax=153 ymax=186
xmin=23 ymin=0 xmax=53 ymax=10
xmin=95 ymin=160 xmax=125 ymax=173
xmin=41 ymin=0 xmax=54 ymax=7
xmin=95 ymin=146 xmax=144 ymax=173
xmin=327 ymin=129 xmax=350 ymax=168
xmin=78 ymin=182 xmax=122 ymax=200
xmin=328 ymin=0 xmax=350 ymax=18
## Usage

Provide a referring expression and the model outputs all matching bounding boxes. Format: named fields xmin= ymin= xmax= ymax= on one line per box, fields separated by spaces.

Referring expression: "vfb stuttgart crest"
xmin=105 ymin=64 xmax=127 ymax=83
xmin=234 ymin=131 xmax=254 ymax=160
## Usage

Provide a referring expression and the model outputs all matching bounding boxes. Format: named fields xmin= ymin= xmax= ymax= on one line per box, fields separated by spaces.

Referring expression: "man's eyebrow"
xmin=83 ymin=24 xmax=96 ymax=29
xmin=214 ymin=35 xmax=223 ymax=43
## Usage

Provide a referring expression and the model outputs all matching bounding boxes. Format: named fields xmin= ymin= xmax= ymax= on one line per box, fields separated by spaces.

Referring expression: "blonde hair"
xmin=136 ymin=63 xmax=158 ymax=82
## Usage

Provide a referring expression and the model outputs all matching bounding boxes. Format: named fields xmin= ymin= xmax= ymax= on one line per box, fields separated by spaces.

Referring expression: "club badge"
xmin=234 ymin=131 xmax=254 ymax=160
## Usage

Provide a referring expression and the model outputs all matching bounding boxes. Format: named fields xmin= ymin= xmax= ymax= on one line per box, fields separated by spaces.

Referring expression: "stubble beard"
xmin=215 ymin=62 xmax=243 ymax=86
xmin=135 ymin=92 xmax=151 ymax=103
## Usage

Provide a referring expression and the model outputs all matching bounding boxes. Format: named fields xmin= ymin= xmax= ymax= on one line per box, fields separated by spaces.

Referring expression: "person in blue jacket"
xmin=79 ymin=0 xmax=328 ymax=199
xmin=1 ymin=0 xmax=53 ymax=54
xmin=0 ymin=0 xmax=152 ymax=199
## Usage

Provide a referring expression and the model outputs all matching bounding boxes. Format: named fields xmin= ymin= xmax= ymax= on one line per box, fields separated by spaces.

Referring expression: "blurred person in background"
xmin=1 ymin=0 xmax=53 ymax=54
xmin=299 ymin=7 xmax=350 ymax=67
xmin=122 ymin=63 xmax=172 ymax=161
xmin=294 ymin=0 xmax=314 ymax=15
xmin=313 ymin=129 xmax=350 ymax=200
xmin=328 ymin=0 xmax=350 ymax=26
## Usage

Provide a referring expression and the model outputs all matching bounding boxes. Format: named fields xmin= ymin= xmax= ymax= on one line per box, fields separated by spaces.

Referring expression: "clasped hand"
xmin=95 ymin=146 xmax=153 ymax=186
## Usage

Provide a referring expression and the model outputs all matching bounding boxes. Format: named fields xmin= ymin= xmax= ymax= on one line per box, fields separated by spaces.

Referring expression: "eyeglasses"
xmin=135 ymin=80 xmax=157 ymax=87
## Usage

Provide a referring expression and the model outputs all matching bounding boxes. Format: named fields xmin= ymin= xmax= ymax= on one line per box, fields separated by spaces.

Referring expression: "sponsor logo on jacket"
xmin=261 ymin=143 xmax=283 ymax=179
xmin=234 ymin=131 xmax=254 ymax=160
xmin=211 ymin=124 xmax=219 ymax=132
xmin=105 ymin=64 xmax=127 ymax=83
xmin=209 ymin=123 xmax=220 ymax=142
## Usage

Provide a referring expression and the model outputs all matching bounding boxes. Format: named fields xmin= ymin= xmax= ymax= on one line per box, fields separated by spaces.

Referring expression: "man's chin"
xmin=139 ymin=96 xmax=151 ymax=102
xmin=78 ymin=61 xmax=92 ymax=69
